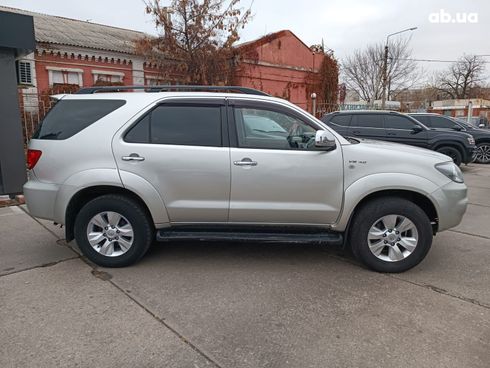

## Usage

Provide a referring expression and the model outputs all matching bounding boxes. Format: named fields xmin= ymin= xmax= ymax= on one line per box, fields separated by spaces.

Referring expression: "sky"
xmin=1 ymin=0 xmax=489 ymax=82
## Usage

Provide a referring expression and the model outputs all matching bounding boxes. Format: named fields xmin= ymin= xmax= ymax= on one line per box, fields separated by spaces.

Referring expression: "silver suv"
xmin=24 ymin=86 xmax=468 ymax=272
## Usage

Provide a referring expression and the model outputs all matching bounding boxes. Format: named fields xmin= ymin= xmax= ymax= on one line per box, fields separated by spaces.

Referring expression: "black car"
xmin=409 ymin=113 xmax=490 ymax=164
xmin=321 ymin=110 xmax=476 ymax=166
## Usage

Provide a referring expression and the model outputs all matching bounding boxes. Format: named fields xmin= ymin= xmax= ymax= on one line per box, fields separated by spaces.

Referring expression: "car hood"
xmin=355 ymin=138 xmax=451 ymax=161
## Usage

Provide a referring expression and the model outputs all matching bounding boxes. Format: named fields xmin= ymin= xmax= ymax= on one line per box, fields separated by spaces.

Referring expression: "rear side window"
xmin=384 ymin=115 xmax=416 ymax=130
xmin=330 ymin=114 xmax=352 ymax=127
xmin=351 ymin=114 xmax=383 ymax=128
xmin=125 ymin=105 xmax=222 ymax=147
xmin=411 ymin=115 xmax=432 ymax=127
xmin=33 ymin=99 xmax=125 ymax=140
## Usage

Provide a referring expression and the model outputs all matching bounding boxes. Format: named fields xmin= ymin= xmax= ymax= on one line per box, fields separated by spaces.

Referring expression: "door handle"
xmin=122 ymin=154 xmax=145 ymax=161
xmin=234 ymin=158 xmax=258 ymax=166
xmin=352 ymin=130 xmax=360 ymax=135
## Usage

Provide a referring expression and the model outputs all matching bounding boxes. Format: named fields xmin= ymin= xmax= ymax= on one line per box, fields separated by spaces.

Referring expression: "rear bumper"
xmin=431 ymin=181 xmax=468 ymax=232
xmin=23 ymin=177 xmax=59 ymax=221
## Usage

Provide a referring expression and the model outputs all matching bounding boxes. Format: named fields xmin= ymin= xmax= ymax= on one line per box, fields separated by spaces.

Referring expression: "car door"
xmin=349 ymin=113 xmax=386 ymax=140
xmin=228 ymin=99 xmax=343 ymax=225
xmin=384 ymin=114 xmax=428 ymax=148
xmin=112 ymin=98 xmax=231 ymax=223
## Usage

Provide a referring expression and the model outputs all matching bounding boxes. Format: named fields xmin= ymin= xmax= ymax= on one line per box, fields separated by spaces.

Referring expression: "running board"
xmin=156 ymin=229 xmax=343 ymax=245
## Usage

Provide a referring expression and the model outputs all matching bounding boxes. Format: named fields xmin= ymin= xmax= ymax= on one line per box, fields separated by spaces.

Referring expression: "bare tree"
xmin=432 ymin=55 xmax=486 ymax=99
xmin=341 ymin=37 xmax=419 ymax=103
xmin=138 ymin=0 xmax=251 ymax=84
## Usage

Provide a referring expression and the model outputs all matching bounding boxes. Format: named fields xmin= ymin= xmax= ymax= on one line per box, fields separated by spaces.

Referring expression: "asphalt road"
xmin=1 ymin=164 xmax=489 ymax=368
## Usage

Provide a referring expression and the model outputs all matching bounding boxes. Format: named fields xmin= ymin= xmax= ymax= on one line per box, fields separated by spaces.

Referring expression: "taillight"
xmin=27 ymin=149 xmax=42 ymax=170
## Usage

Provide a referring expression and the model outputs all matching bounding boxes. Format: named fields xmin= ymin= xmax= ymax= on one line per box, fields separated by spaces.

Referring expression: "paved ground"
xmin=1 ymin=165 xmax=489 ymax=368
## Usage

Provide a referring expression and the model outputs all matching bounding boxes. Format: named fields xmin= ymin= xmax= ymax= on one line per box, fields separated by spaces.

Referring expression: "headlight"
xmin=467 ymin=137 xmax=475 ymax=145
xmin=435 ymin=162 xmax=464 ymax=183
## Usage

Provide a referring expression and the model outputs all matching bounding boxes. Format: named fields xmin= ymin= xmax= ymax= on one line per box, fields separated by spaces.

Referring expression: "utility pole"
xmin=381 ymin=27 xmax=417 ymax=110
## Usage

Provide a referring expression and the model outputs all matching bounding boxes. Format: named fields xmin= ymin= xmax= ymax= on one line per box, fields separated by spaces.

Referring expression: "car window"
xmin=242 ymin=115 xmax=287 ymax=134
xmin=431 ymin=116 xmax=461 ymax=129
xmin=33 ymin=99 xmax=126 ymax=140
xmin=330 ymin=114 xmax=352 ymax=127
xmin=235 ymin=107 xmax=316 ymax=150
xmin=411 ymin=115 xmax=431 ymax=127
xmin=384 ymin=115 xmax=416 ymax=130
xmin=125 ymin=114 xmax=150 ymax=143
xmin=351 ymin=114 xmax=383 ymax=128
xmin=150 ymin=105 xmax=222 ymax=146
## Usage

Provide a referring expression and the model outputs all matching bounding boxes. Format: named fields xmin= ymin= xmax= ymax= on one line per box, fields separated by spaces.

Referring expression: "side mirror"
xmin=315 ymin=130 xmax=336 ymax=150
xmin=412 ymin=124 xmax=424 ymax=134
xmin=452 ymin=125 xmax=462 ymax=131
xmin=479 ymin=123 xmax=485 ymax=128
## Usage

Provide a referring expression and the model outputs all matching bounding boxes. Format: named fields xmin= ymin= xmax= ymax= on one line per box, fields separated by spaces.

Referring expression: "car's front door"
xmin=228 ymin=99 xmax=343 ymax=225
xmin=383 ymin=114 xmax=428 ymax=148
xmin=113 ymin=98 xmax=230 ymax=223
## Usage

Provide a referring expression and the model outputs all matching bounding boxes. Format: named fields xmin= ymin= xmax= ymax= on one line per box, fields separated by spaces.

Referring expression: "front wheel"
xmin=474 ymin=143 xmax=490 ymax=164
xmin=436 ymin=146 xmax=462 ymax=166
xmin=74 ymin=194 xmax=154 ymax=267
xmin=349 ymin=197 xmax=433 ymax=273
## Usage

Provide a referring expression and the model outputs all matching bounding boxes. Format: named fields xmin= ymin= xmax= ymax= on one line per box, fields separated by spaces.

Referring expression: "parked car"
xmin=454 ymin=116 xmax=489 ymax=129
xmin=322 ymin=110 xmax=476 ymax=166
xmin=24 ymin=86 xmax=468 ymax=273
xmin=409 ymin=113 xmax=490 ymax=164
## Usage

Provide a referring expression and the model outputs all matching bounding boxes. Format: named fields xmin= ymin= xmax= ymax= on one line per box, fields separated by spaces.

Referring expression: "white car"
xmin=24 ymin=86 xmax=468 ymax=272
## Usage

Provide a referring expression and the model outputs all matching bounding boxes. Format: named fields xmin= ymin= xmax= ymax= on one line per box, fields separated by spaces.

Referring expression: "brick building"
xmin=235 ymin=30 xmax=329 ymax=110
xmin=3 ymin=6 xmax=336 ymax=116
xmin=1 ymin=6 xmax=166 ymax=113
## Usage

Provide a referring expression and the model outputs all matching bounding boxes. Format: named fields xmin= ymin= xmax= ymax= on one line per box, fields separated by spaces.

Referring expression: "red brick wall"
xmin=34 ymin=50 xmax=133 ymax=94
xmin=235 ymin=31 xmax=328 ymax=111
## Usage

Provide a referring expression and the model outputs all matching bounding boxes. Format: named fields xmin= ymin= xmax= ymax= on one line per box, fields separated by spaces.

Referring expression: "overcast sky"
xmin=1 ymin=0 xmax=489 ymax=82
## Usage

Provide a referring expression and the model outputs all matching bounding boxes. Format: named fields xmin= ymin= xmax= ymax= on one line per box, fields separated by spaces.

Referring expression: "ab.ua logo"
xmin=429 ymin=9 xmax=478 ymax=23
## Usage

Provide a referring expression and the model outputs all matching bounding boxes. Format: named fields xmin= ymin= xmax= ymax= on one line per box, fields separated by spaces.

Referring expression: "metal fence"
xmin=18 ymin=92 xmax=56 ymax=146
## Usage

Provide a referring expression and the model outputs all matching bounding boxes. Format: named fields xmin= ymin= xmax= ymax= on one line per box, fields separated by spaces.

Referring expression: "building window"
xmin=92 ymin=70 xmax=124 ymax=84
xmin=17 ymin=61 xmax=33 ymax=85
xmin=145 ymin=76 xmax=169 ymax=86
xmin=46 ymin=67 xmax=83 ymax=87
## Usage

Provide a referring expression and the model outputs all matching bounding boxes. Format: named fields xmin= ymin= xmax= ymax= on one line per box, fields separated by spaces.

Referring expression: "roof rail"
xmin=75 ymin=85 xmax=269 ymax=96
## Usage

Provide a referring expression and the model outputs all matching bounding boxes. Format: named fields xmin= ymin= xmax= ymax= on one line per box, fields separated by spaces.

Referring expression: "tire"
xmin=74 ymin=194 xmax=154 ymax=267
xmin=436 ymin=146 xmax=462 ymax=166
xmin=349 ymin=197 xmax=433 ymax=273
xmin=474 ymin=142 xmax=490 ymax=164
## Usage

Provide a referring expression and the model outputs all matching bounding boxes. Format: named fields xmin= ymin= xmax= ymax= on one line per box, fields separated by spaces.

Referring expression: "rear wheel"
xmin=436 ymin=146 xmax=462 ymax=166
xmin=474 ymin=143 xmax=490 ymax=164
xmin=349 ymin=197 xmax=433 ymax=273
xmin=74 ymin=194 xmax=153 ymax=267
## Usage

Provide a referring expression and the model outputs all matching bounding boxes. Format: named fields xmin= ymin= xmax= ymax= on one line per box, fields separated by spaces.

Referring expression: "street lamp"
xmin=381 ymin=27 xmax=417 ymax=109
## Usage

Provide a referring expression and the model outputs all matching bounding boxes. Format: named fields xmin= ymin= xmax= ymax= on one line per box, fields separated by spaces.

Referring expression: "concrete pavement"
xmin=1 ymin=164 xmax=489 ymax=368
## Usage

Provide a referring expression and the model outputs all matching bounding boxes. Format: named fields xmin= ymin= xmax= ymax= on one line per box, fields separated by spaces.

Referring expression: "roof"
xmin=236 ymin=30 xmax=312 ymax=52
xmin=0 ymin=6 xmax=145 ymax=54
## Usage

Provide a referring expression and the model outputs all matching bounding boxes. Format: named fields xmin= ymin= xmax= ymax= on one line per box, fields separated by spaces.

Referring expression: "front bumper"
xmin=430 ymin=181 xmax=468 ymax=232
xmin=463 ymin=145 xmax=477 ymax=164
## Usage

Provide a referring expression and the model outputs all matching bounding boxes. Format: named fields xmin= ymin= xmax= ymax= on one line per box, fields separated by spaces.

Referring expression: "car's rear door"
xmin=112 ymin=98 xmax=231 ymax=223
xmin=349 ymin=113 xmax=386 ymax=140
xmin=228 ymin=99 xmax=343 ymax=225
xmin=384 ymin=114 xmax=429 ymax=148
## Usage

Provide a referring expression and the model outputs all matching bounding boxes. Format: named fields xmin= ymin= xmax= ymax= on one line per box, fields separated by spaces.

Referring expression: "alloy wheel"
xmin=474 ymin=144 xmax=490 ymax=164
xmin=86 ymin=211 xmax=134 ymax=257
xmin=367 ymin=214 xmax=419 ymax=262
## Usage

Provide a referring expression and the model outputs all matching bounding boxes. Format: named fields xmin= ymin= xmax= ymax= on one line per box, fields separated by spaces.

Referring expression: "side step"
xmin=156 ymin=229 xmax=343 ymax=246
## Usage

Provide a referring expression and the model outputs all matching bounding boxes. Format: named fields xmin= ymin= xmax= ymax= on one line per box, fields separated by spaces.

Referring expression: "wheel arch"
xmin=334 ymin=173 xmax=441 ymax=238
xmin=65 ymin=186 xmax=160 ymax=242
